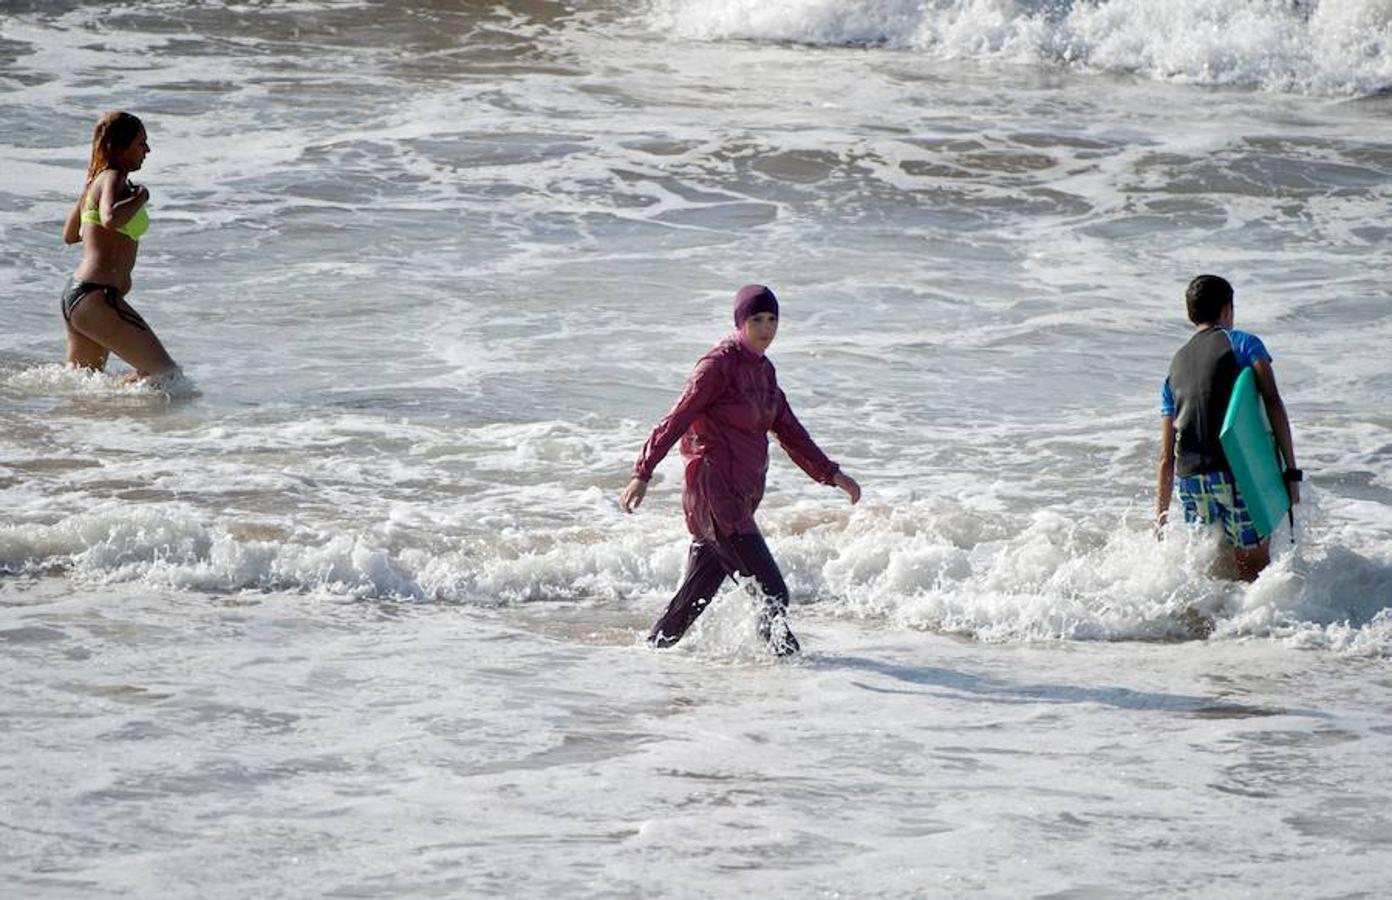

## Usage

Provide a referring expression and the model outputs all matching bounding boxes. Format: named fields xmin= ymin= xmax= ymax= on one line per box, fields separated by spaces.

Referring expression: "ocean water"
xmin=3 ymin=1 xmax=1391 ymax=895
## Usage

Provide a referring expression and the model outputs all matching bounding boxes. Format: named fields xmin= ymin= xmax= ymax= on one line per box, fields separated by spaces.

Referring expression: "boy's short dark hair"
xmin=1186 ymin=274 xmax=1233 ymax=325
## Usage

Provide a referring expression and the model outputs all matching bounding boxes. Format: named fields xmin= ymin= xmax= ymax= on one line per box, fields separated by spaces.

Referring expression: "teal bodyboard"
xmin=1218 ymin=367 xmax=1289 ymax=537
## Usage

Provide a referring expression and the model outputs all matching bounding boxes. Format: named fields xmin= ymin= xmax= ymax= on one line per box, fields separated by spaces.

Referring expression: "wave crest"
xmin=6 ymin=497 xmax=1392 ymax=654
xmin=648 ymin=0 xmax=1392 ymax=96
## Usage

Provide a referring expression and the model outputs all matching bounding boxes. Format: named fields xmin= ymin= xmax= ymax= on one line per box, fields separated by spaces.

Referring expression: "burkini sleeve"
xmin=770 ymin=390 xmax=840 ymax=485
xmin=632 ymin=355 xmax=723 ymax=482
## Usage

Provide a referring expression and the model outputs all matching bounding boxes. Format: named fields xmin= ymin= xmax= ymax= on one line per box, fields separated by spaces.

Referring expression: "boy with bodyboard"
xmin=1156 ymin=275 xmax=1301 ymax=581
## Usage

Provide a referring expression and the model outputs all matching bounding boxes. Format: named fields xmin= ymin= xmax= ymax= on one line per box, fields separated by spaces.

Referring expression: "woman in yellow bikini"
xmin=60 ymin=111 xmax=179 ymax=381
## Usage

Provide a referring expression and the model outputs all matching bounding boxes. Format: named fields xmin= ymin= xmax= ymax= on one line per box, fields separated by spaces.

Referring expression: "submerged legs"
xmin=647 ymin=529 xmax=799 ymax=655
xmin=648 ymin=540 xmax=729 ymax=649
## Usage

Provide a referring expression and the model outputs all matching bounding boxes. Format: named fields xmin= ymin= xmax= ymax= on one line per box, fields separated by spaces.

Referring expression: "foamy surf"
xmin=4 ymin=493 xmax=1388 ymax=653
xmin=5 ymin=363 xmax=200 ymax=400
xmin=647 ymin=0 xmax=1392 ymax=96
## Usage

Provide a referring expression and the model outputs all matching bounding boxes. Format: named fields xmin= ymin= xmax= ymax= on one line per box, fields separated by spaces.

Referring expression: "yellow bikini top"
xmin=81 ymin=179 xmax=149 ymax=242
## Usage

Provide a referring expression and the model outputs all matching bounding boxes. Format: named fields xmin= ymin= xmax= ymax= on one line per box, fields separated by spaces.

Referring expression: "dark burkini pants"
xmin=647 ymin=530 xmax=800 ymax=655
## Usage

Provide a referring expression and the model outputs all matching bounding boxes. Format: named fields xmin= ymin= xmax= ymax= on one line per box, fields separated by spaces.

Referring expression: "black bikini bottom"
xmin=60 ymin=280 xmax=150 ymax=332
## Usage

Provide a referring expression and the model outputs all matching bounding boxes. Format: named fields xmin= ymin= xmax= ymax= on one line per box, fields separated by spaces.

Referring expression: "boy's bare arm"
xmin=1156 ymin=416 xmax=1176 ymax=528
xmin=1251 ymin=359 xmax=1300 ymax=504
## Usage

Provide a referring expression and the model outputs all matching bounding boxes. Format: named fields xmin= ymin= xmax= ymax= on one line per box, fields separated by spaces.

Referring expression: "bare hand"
xmin=1288 ymin=482 xmax=1301 ymax=506
xmin=620 ymin=477 xmax=647 ymax=513
xmin=834 ymin=472 xmax=861 ymax=505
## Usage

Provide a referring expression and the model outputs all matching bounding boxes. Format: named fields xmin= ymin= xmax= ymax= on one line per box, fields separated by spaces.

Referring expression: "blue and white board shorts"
xmin=1177 ymin=470 xmax=1263 ymax=550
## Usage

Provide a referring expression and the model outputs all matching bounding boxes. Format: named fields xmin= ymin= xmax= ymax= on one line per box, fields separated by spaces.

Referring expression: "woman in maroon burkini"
xmin=620 ymin=284 xmax=861 ymax=655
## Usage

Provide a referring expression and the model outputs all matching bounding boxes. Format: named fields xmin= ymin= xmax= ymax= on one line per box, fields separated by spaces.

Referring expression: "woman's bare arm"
xmin=62 ymin=185 xmax=87 ymax=244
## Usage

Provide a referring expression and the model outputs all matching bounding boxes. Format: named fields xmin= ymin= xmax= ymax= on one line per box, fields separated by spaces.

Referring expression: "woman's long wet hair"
xmin=86 ymin=111 xmax=144 ymax=184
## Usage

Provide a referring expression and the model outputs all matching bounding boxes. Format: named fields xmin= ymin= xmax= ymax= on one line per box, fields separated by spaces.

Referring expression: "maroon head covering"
xmin=733 ymin=284 xmax=779 ymax=327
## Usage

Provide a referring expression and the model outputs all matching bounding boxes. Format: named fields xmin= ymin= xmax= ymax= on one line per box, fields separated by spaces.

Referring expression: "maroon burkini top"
xmin=632 ymin=334 xmax=840 ymax=541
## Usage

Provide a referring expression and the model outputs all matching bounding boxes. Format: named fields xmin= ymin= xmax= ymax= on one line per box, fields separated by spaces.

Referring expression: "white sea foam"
xmin=648 ymin=0 xmax=1392 ymax=96
xmin=5 ymin=363 xmax=199 ymax=400
xmin=5 ymin=489 xmax=1388 ymax=653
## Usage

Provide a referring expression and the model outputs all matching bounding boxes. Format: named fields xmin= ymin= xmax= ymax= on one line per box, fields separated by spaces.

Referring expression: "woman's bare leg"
xmin=66 ymin=290 xmax=178 ymax=379
xmin=65 ymin=323 xmax=109 ymax=371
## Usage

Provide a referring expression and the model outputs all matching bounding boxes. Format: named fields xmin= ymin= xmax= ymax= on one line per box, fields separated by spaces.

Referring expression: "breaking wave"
xmin=648 ymin=0 xmax=1392 ymax=96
